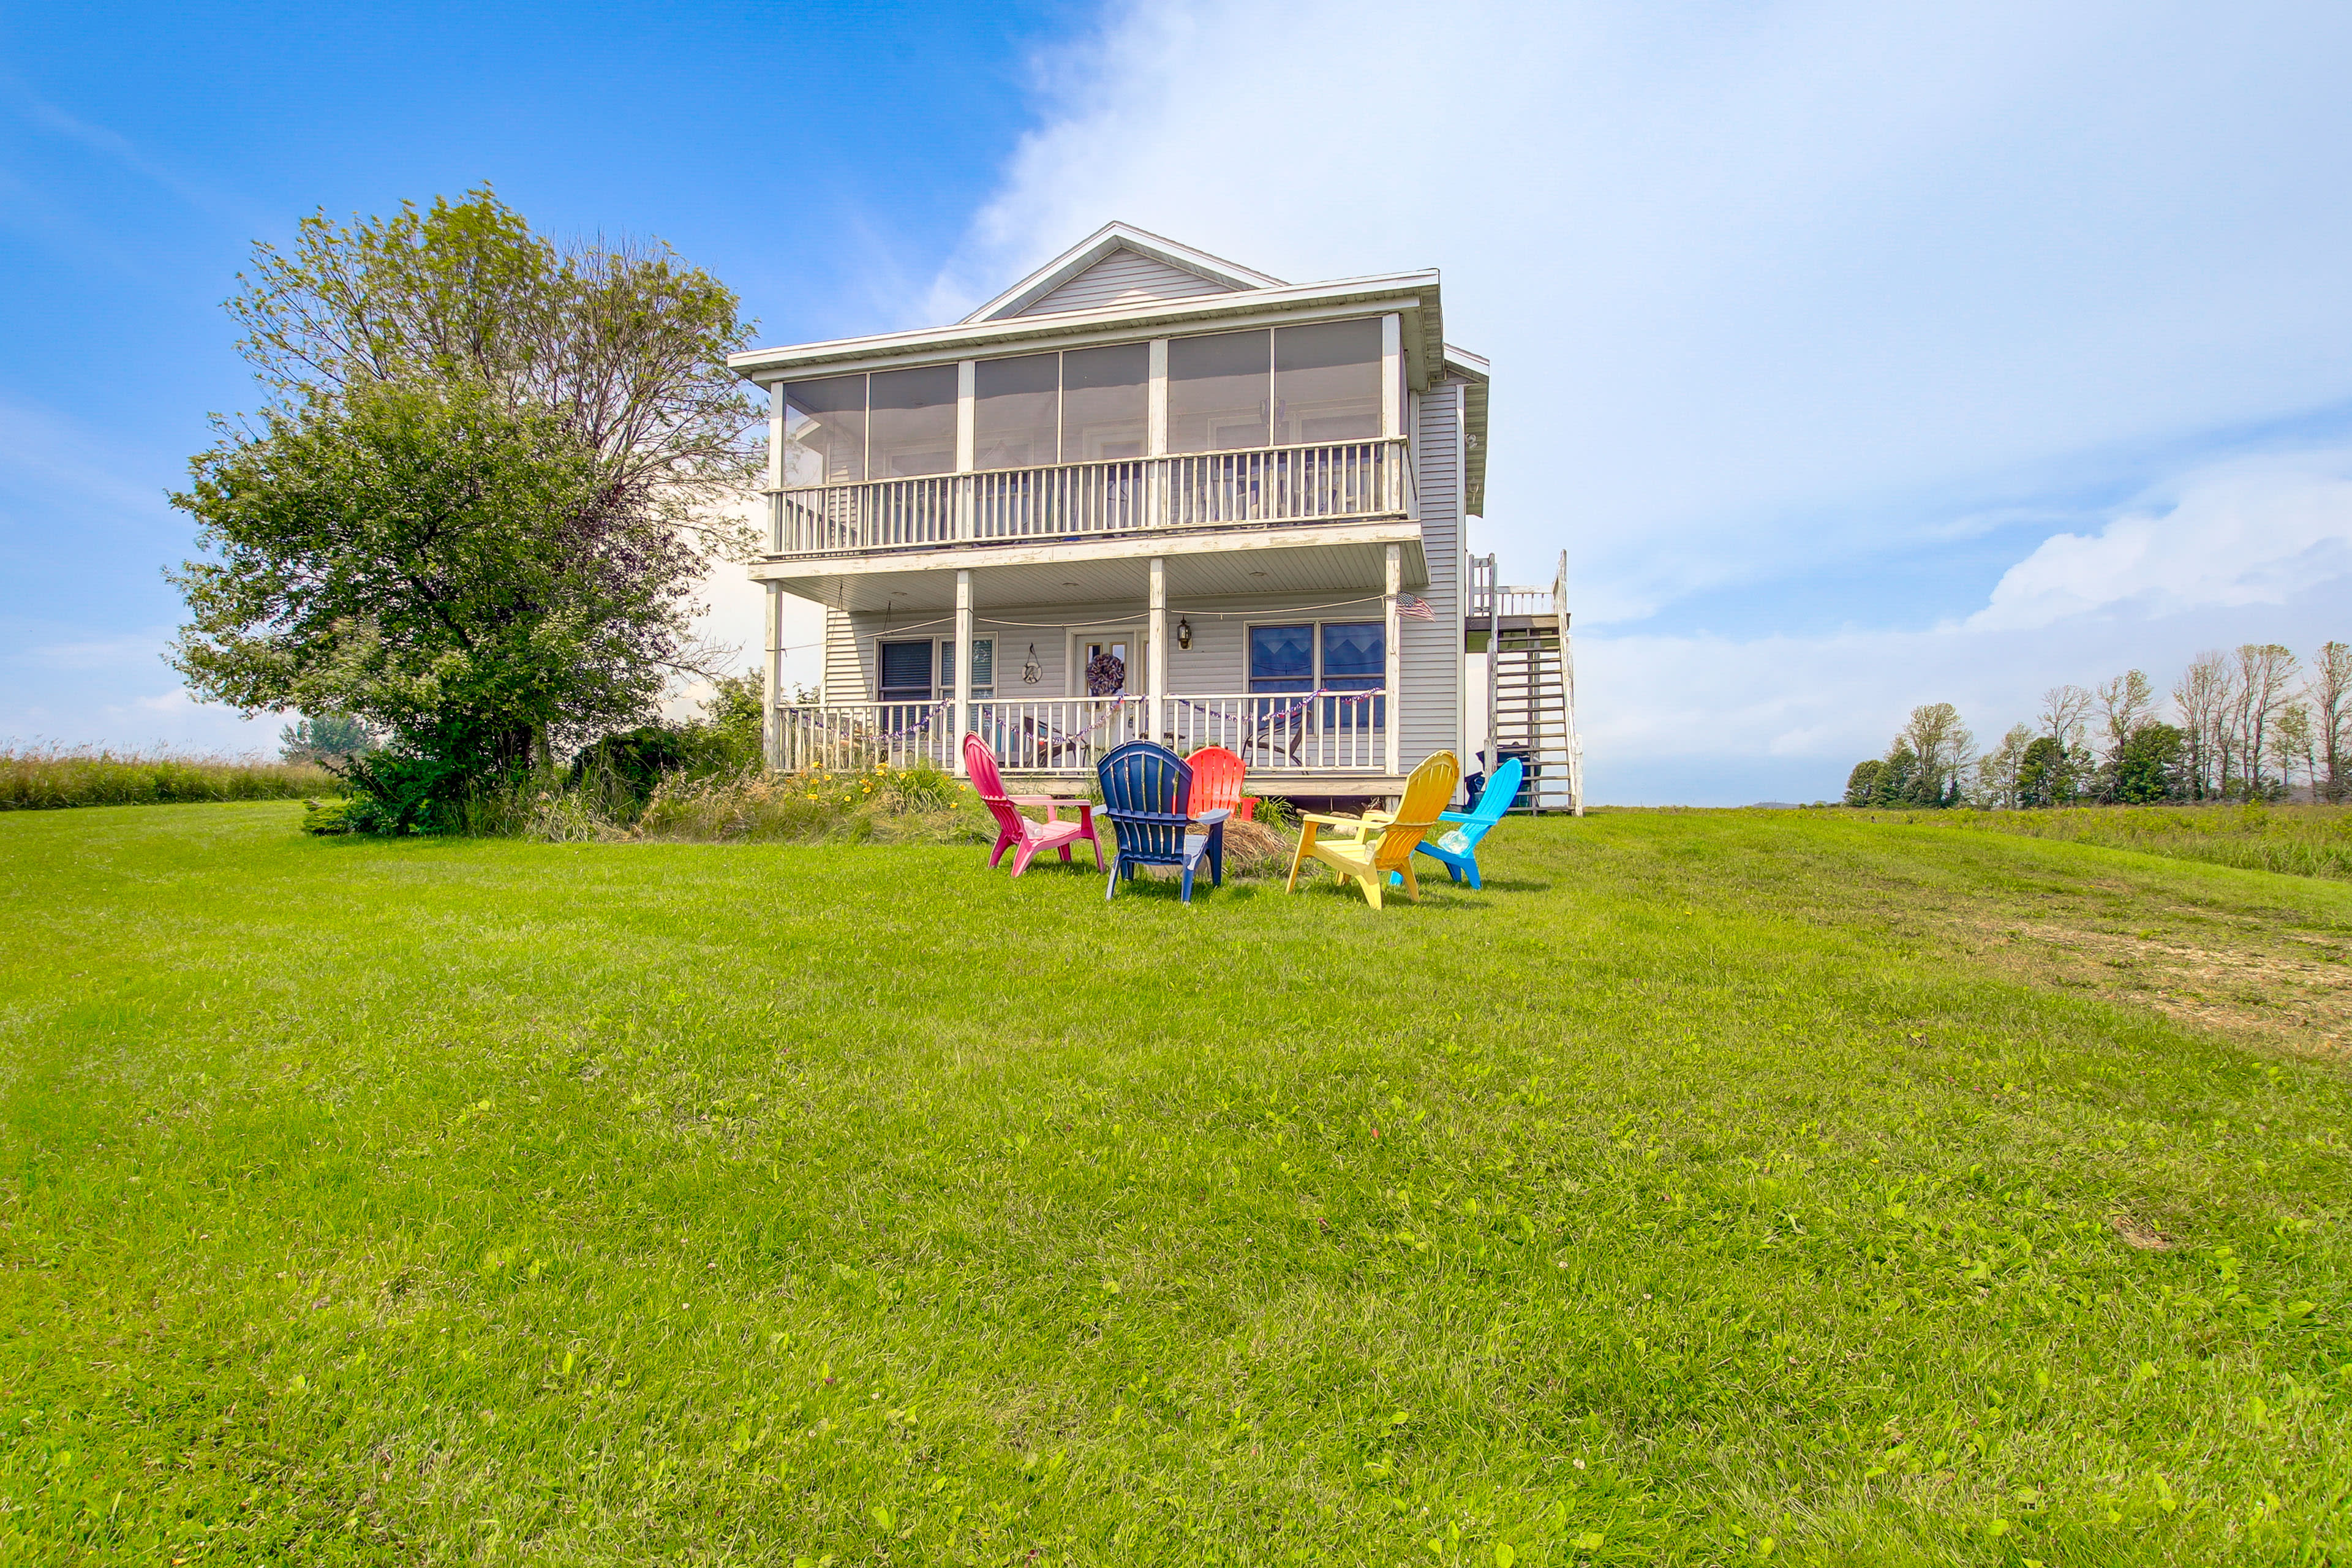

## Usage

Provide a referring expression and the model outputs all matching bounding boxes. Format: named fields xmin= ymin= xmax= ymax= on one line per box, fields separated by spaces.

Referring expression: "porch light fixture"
xmin=1176 ymin=617 xmax=1193 ymax=650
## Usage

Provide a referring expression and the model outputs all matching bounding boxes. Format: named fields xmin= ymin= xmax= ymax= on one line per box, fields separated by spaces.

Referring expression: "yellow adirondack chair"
xmin=1284 ymin=750 xmax=1461 ymax=908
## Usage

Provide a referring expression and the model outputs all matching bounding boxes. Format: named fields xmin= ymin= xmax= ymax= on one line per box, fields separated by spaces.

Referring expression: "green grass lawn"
xmin=1885 ymin=802 xmax=2352 ymax=884
xmin=2 ymin=804 xmax=2346 ymax=1566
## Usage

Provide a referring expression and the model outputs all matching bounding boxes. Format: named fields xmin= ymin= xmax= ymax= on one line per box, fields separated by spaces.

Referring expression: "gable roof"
xmin=962 ymin=221 xmax=1287 ymax=324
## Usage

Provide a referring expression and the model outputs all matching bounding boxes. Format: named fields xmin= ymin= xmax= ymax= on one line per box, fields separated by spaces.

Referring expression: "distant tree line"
xmin=1844 ymin=641 xmax=2351 ymax=809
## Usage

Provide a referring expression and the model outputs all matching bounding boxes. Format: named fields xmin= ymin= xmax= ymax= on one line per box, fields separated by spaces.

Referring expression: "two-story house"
xmin=731 ymin=222 xmax=1580 ymax=810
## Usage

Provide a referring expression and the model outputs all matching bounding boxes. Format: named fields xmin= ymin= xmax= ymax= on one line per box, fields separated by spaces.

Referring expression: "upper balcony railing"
xmin=767 ymin=437 xmax=1411 ymax=558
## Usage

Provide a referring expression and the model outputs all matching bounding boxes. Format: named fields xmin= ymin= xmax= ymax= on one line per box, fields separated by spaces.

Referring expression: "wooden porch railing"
xmin=771 ymin=692 xmax=1389 ymax=776
xmin=768 ymin=437 xmax=1410 ymax=557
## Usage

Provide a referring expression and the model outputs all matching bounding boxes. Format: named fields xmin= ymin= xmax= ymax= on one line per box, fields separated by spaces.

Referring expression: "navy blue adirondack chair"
xmin=1096 ymin=741 xmax=1231 ymax=903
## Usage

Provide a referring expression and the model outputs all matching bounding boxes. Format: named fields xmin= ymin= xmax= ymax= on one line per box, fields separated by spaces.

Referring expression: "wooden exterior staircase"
xmin=1466 ymin=551 xmax=1583 ymax=815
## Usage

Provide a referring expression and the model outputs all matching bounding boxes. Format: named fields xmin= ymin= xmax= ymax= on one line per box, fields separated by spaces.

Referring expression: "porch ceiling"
xmin=759 ymin=533 xmax=1427 ymax=614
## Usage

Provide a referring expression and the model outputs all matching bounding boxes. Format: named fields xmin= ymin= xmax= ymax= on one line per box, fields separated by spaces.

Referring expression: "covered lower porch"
xmin=751 ymin=523 xmax=1435 ymax=796
xmin=773 ymin=692 xmax=1400 ymax=795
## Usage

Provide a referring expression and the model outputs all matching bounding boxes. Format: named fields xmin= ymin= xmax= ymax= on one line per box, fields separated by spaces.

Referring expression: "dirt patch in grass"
xmin=2109 ymin=1213 xmax=2174 ymax=1250
xmin=1939 ymin=900 xmax=2352 ymax=1058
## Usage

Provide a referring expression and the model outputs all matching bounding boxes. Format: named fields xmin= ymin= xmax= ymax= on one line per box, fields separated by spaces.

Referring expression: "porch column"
xmin=952 ymin=569 xmax=973 ymax=776
xmin=765 ymin=379 xmax=786 ymax=554
xmin=1145 ymin=339 xmax=1169 ymax=529
xmin=1384 ymin=545 xmax=1403 ymax=776
xmin=1147 ymin=557 xmax=1167 ymax=744
xmin=763 ymin=580 xmax=783 ymax=771
xmin=954 ymin=361 xmax=977 ymax=541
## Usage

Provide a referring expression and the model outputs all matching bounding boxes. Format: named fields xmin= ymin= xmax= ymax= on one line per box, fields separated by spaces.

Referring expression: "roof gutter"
xmin=729 ymin=270 xmax=1444 ymax=385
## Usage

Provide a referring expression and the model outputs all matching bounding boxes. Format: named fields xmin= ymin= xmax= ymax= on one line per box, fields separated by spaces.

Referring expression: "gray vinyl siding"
xmin=1406 ymin=382 xmax=1464 ymax=767
xmin=821 ymin=607 xmax=861 ymax=703
xmin=1015 ymin=249 xmax=1233 ymax=317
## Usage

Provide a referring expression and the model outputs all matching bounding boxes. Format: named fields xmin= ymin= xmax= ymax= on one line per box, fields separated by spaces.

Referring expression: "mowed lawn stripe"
xmin=0 ymin=802 xmax=2345 ymax=1565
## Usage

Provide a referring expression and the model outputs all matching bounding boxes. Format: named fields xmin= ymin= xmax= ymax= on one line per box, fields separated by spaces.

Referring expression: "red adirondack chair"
xmin=1183 ymin=745 xmax=1259 ymax=823
xmin=964 ymin=733 xmax=1101 ymax=876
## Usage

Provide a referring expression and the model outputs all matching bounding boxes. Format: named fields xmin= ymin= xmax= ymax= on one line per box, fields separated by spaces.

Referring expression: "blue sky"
xmin=6 ymin=1 xmax=2351 ymax=803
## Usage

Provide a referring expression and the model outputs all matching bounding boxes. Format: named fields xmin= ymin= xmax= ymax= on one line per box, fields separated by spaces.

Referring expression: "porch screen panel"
xmin=974 ymin=353 xmax=1060 ymax=469
xmin=867 ymin=365 xmax=959 ymax=477
xmin=779 ymin=374 xmax=866 ymax=486
xmin=1060 ymin=343 xmax=1148 ymax=461
xmin=1166 ymin=329 xmax=1270 ymax=453
xmin=1274 ymin=320 xmax=1382 ymax=444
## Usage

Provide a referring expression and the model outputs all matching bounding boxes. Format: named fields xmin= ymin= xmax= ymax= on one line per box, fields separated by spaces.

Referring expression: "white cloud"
xmin=926 ymin=0 xmax=2352 ymax=800
xmin=1971 ymin=452 xmax=2352 ymax=630
xmin=0 ymin=684 xmax=276 ymax=756
xmin=943 ymin=0 xmax=2352 ymax=602
xmin=1582 ymin=451 xmax=2352 ymax=801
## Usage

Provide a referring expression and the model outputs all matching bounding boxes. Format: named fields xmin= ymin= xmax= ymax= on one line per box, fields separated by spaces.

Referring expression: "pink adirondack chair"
xmin=964 ymin=733 xmax=1101 ymax=876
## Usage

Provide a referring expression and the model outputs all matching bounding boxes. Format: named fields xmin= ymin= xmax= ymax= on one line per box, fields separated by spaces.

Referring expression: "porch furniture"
xmin=1182 ymin=745 xmax=1259 ymax=823
xmin=1243 ymin=701 xmax=1310 ymax=764
xmin=964 ymin=733 xmax=1101 ymax=877
xmin=1284 ymin=749 xmax=1461 ymax=909
xmin=1097 ymin=741 xmax=1231 ymax=904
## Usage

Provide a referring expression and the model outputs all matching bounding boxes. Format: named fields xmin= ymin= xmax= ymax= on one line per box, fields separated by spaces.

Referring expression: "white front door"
xmin=1068 ymin=627 xmax=1144 ymax=698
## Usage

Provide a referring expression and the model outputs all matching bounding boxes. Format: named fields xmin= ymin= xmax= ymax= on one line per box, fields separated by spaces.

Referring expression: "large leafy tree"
xmin=172 ymin=382 xmax=697 ymax=774
xmin=226 ymin=187 xmax=760 ymax=548
xmin=170 ymin=188 xmax=759 ymax=778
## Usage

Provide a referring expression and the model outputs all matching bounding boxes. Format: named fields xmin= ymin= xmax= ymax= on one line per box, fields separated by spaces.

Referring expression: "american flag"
xmin=1393 ymin=593 xmax=1436 ymax=621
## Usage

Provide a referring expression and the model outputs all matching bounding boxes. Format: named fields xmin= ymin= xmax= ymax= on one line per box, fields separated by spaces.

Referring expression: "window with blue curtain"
xmin=1320 ymin=622 xmax=1384 ymax=728
xmin=1248 ymin=625 xmax=1314 ymax=693
xmin=1248 ymin=624 xmax=1313 ymax=729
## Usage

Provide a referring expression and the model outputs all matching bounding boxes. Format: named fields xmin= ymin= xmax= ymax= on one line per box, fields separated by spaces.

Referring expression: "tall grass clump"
xmin=1 ymin=744 xmax=335 ymax=811
xmin=631 ymin=761 xmax=993 ymax=846
xmin=1928 ymin=801 xmax=2352 ymax=880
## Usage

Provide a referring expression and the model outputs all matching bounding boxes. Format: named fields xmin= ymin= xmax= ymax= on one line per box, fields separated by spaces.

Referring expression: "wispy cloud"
xmin=13 ymin=631 xmax=171 ymax=672
xmin=0 ymin=396 xmax=178 ymax=520
xmin=0 ymin=71 xmax=262 ymax=226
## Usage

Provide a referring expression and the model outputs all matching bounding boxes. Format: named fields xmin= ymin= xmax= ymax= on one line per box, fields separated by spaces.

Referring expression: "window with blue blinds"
xmin=878 ymin=640 xmax=934 ymax=702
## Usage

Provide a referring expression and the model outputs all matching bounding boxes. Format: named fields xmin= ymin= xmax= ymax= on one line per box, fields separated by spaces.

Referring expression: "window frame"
xmin=875 ymin=638 xmax=937 ymax=705
xmin=1246 ymin=617 xmax=1387 ymax=728
xmin=1244 ymin=619 xmax=1390 ymax=690
xmin=876 ymin=636 xmax=996 ymax=703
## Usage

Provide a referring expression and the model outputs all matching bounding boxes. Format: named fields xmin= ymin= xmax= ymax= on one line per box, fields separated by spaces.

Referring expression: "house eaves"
xmin=1442 ymin=344 xmax=1490 ymax=516
xmin=730 ymin=271 xmax=1449 ymax=391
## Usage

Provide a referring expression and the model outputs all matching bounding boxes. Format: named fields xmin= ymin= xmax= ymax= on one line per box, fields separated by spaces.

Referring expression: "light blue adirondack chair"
xmin=1404 ymin=756 xmax=1523 ymax=889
